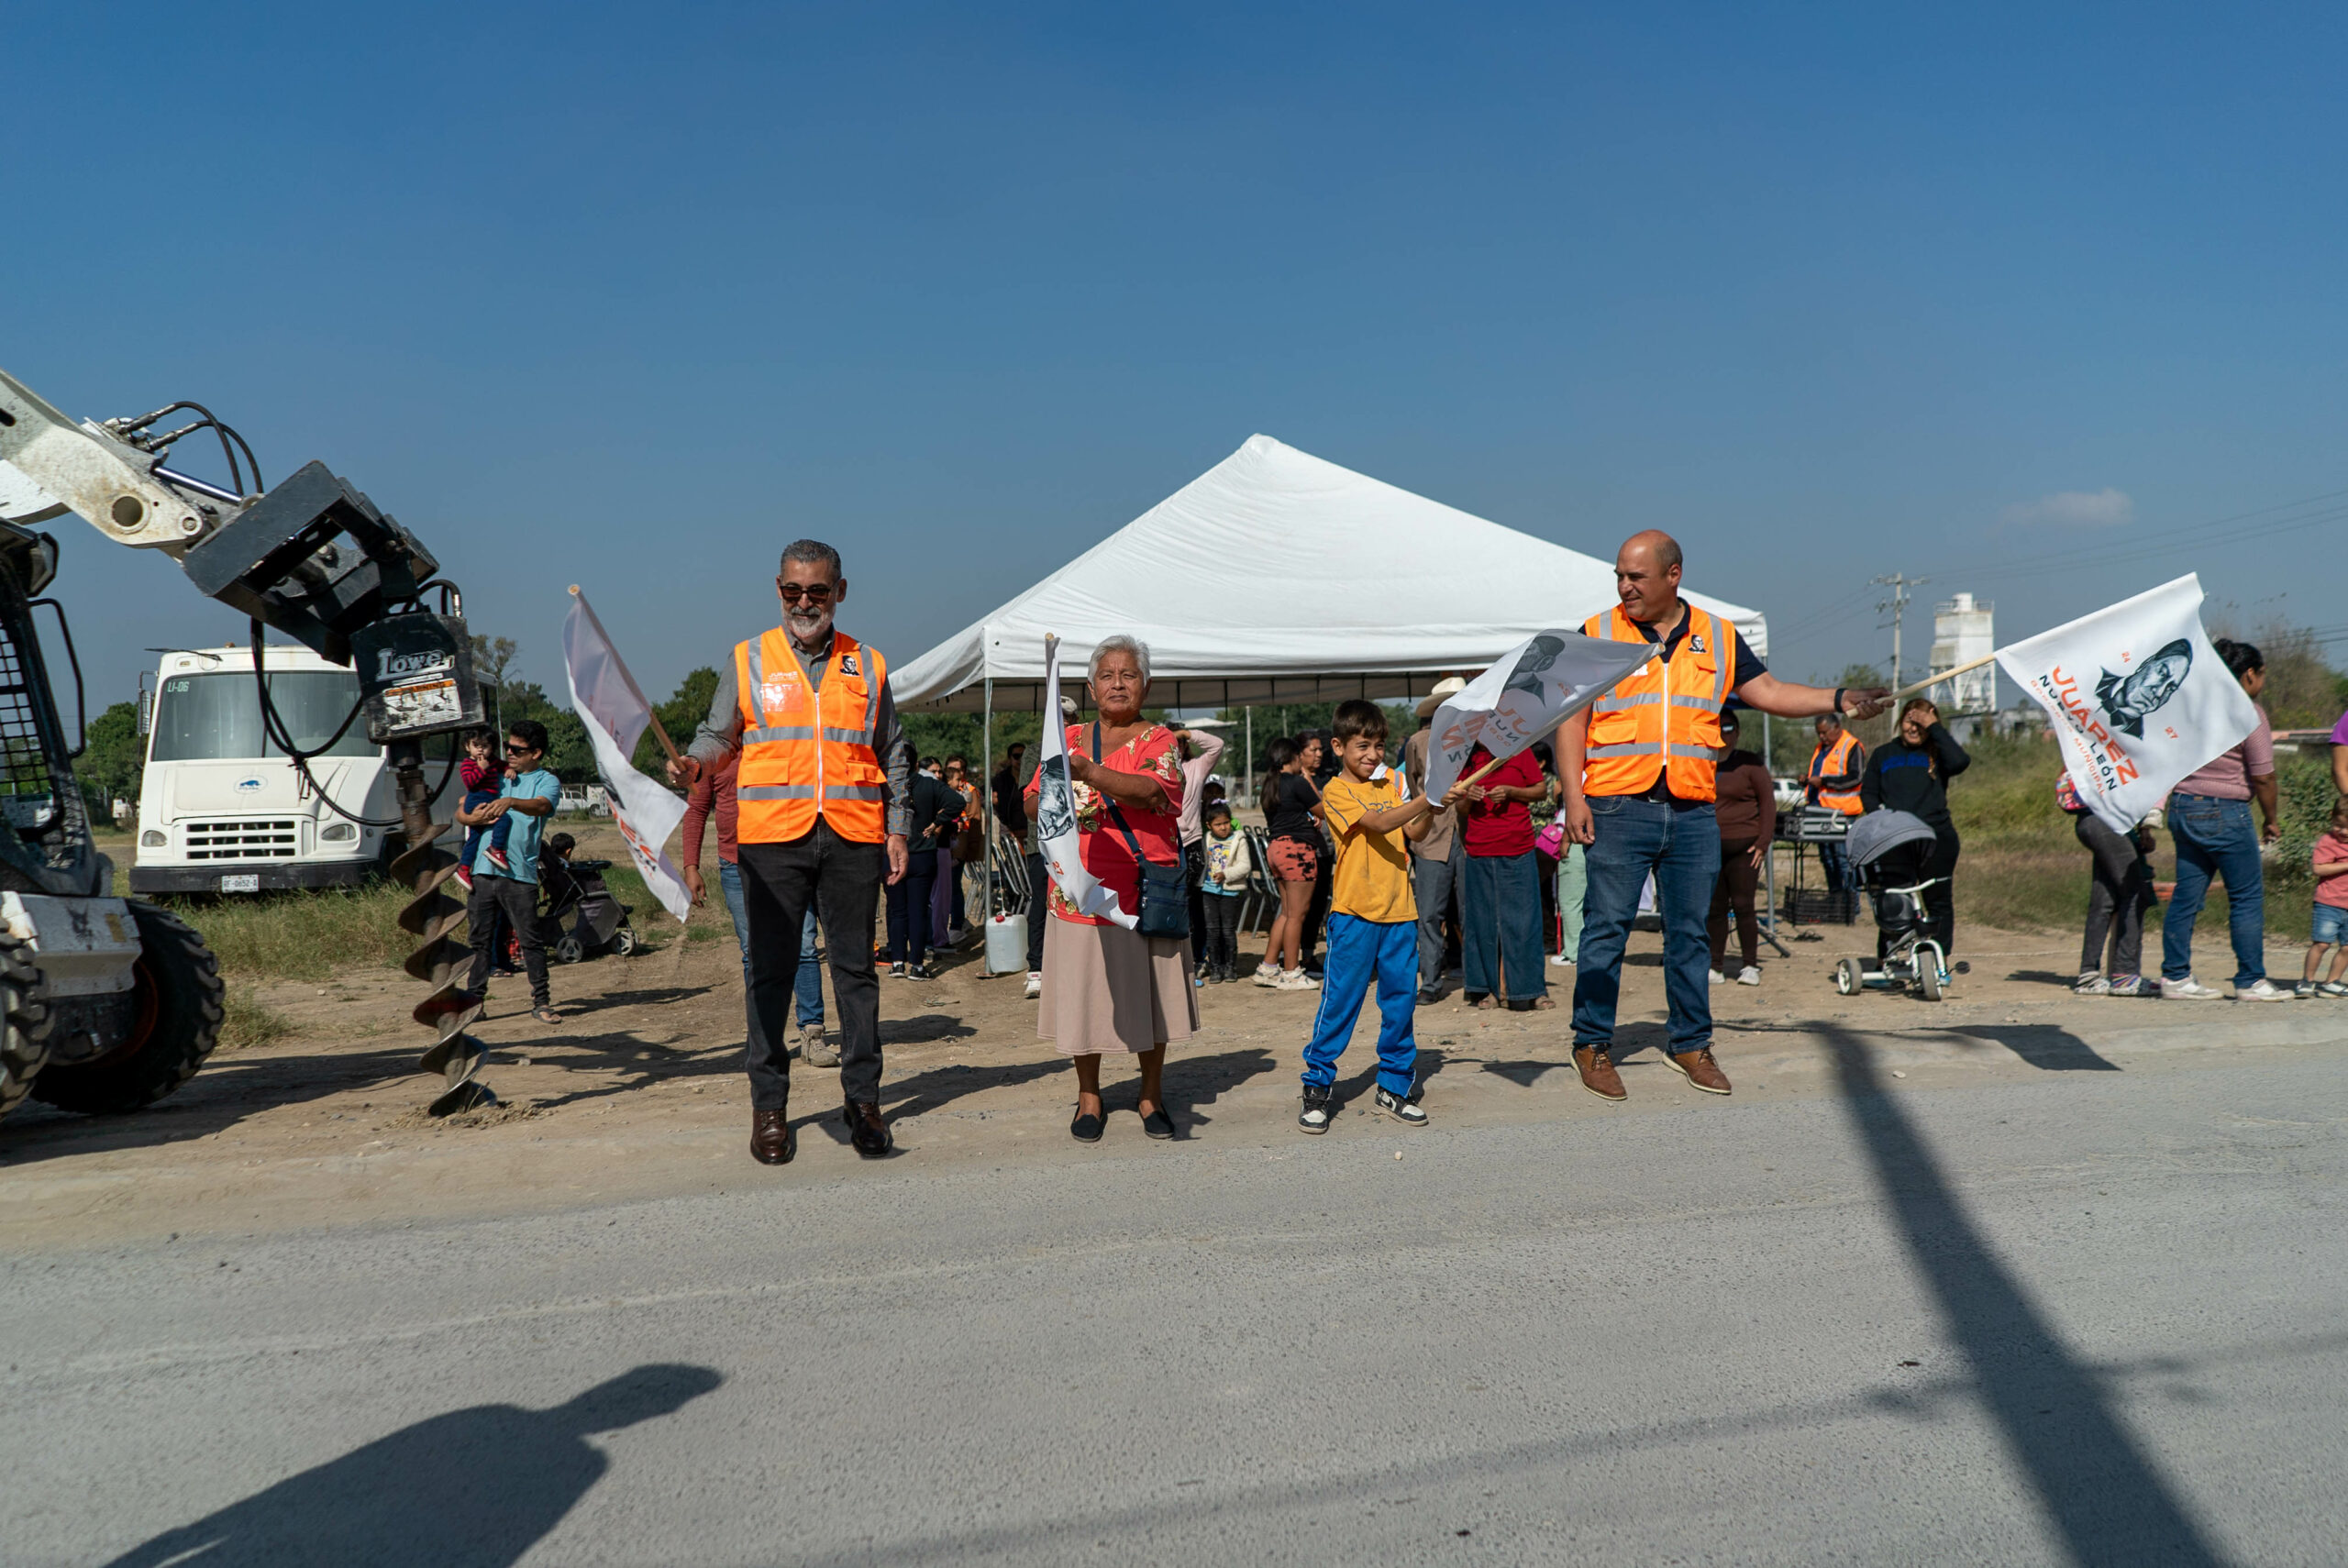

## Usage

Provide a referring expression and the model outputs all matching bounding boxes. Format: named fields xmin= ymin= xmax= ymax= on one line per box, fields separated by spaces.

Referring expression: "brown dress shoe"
xmin=1664 ymin=1047 xmax=1733 ymax=1096
xmin=1572 ymin=1045 xmax=1627 ymax=1102
xmin=844 ymin=1099 xmax=893 ymax=1159
xmin=750 ymin=1108 xmax=796 ymax=1165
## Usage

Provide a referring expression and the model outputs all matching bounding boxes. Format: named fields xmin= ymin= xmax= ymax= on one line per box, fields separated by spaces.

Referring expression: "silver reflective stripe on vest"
xmin=862 ymin=650 xmax=884 ymax=735
xmin=738 ymin=784 xmax=817 ymax=801
xmin=744 ymin=640 xmax=767 ymax=715
xmin=821 ymin=726 xmax=870 ymax=745
xmin=824 ymin=784 xmax=885 ymax=801
xmin=1587 ymin=742 xmax=1664 ymax=758
xmin=1667 ymin=694 xmax=1723 ymax=712
xmin=1592 ymin=692 xmax=1663 ymax=712
xmin=746 ymin=724 xmax=814 ymax=744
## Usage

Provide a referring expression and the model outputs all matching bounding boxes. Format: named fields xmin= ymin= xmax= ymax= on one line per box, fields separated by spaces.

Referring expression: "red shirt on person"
xmin=1024 ymin=723 xmax=1186 ymax=927
xmin=1462 ymin=745 xmax=1544 ymax=857
xmin=680 ymin=751 xmax=740 ymax=865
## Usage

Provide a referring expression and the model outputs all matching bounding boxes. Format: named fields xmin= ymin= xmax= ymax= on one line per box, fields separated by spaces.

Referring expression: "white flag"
xmin=561 ymin=588 xmax=693 ymax=922
xmin=1423 ymin=630 xmax=1658 ymax=801
xmin=1035 ymin=636 xmax=1136 ymax=929
xmin=1994 ymin=574 xmax=2258 ymax=834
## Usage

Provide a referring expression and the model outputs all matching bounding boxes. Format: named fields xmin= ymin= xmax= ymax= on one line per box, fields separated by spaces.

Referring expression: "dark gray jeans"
xmin=464 ymin=871 xmax=548 ymax=1009
xmin=2076 ymin=812 xmax=2152 ymax=979
xmin=1412 ymin=839 xmax=1461 ymax=991
xmin=739 ymin=823 xmax=884 ymax=1110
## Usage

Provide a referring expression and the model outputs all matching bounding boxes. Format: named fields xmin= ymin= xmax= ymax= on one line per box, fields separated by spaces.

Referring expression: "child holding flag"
xmin=1299 ymin=700 xmax=1462 ymax=1133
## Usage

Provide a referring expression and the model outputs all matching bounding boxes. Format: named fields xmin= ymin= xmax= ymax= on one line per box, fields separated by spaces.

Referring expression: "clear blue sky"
xmin=10 ymin=2 xmax=2346 ymax=717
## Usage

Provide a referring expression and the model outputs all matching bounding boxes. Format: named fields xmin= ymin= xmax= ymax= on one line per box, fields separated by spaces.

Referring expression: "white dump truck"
xmin=132 ymin=643 xmax=459 ymax=896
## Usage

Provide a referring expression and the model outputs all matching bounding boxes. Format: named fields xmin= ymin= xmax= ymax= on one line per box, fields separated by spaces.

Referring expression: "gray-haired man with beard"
xmin=669 ymin=540 xmax=913 ymax=1166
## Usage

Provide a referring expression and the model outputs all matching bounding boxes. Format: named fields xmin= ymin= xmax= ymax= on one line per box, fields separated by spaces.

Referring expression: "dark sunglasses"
xmin=505 ymin=743 xmax=538 ymax=755
xmin=778 ymin=583 xmax=836 ymax=604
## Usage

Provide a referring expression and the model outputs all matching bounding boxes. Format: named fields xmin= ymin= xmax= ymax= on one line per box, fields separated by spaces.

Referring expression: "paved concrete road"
xmin=7 ymin=1032 xmax=2345 ymax=1566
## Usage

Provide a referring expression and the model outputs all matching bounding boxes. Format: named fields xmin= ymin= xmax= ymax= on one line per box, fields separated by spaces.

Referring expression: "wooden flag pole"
xmin=1882 ymin=651 xmax=1999 ymax=708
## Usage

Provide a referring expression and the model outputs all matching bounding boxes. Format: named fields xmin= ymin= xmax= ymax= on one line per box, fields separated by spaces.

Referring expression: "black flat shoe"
xmin=1070 ymin=1107 xmax=1104 ymax=1143
xmin=1141 ymin=1106 xmax=1175 ymax=1141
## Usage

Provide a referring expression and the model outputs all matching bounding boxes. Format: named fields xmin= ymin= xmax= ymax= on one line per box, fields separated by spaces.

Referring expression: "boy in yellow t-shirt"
xmin=1301 ymin=700 xmax=1463 ymax=1133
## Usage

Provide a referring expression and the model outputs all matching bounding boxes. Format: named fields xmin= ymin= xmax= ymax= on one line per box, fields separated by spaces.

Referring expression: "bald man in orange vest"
xmin=672 ymin=538 xmax=912 ymax=1167
xmin=1553 ymin=531 xmax=1887 ymax=1102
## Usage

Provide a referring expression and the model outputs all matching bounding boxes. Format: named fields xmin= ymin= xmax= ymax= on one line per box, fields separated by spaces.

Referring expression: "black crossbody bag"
xmin=1093 ymin=723 xmax=1191 ymax=941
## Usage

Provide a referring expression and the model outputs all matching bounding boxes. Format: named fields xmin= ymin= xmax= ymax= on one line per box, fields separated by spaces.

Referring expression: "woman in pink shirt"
xmin=2159 ymin=639 xmax=2288 ymax=1002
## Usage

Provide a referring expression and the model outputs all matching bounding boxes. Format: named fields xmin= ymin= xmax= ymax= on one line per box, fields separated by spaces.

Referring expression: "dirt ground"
xmin=3 ymin=825 xmax=2336 ymax=1250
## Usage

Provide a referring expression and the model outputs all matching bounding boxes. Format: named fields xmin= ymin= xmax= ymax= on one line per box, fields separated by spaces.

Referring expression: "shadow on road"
xmin=1937 ymin=1022 xmax=2118 ymax=1072
xmin=1820 ymin=1021 xmax=2225 ymax=1564
xmin=103 ymin=1363 xmax=723 ymax=1568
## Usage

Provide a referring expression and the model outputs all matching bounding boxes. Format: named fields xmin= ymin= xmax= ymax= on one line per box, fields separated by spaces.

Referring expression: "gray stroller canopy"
xmin=1845 ymin=809 xmax=1939 ymax=870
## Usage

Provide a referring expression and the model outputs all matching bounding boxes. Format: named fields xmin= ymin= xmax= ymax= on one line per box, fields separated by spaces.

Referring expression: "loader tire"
xmin=0 ymin=933 xmax=54 ymax=1122
xmin=31 ymin=902 xmax=223 ymax=1116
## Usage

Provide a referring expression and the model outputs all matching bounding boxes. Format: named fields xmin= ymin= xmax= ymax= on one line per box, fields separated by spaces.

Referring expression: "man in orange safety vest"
xmin=1805 ymin=712 xmax=1867 ymax=891
xmin=1551 ymin=530 xmax=1888 ymax=1104
xmin=672 ymin=539 xmax=912 ymax=1168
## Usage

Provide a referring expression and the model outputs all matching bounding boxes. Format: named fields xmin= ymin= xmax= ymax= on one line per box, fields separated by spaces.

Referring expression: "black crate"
xmin=1782 ymin=888 xmax=1858 ymax=925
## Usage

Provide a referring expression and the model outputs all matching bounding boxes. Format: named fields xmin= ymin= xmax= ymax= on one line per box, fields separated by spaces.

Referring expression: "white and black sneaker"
xmin=1298 ymin=1085 xmax=1334 ymax=1134
xmin=1374 ymin=1086 xmax=1428 ymax=1127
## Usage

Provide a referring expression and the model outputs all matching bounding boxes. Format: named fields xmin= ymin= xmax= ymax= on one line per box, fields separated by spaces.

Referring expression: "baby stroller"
xmin=1832 ymin=811 xmax=1950 ymax=1002
xmin=532 ymin=833 xmax=638 ymax=965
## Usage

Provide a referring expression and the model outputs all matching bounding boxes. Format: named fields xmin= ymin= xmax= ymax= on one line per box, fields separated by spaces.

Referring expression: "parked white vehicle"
xmin=131 ymin=645 xmax=460 ymax=896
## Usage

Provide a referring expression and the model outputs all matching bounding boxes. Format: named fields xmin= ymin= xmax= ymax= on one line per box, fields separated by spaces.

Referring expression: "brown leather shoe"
xmin=1572 ymin=1045 xmax=1626 ymax=1102
xmin=750 ymin=1108 xmax=796 ymax=1165
xmin=1664 ymin=1047 xmax=1733 ymax=1096
xmin=844 ymin=1098 xmax=893 ymax=1159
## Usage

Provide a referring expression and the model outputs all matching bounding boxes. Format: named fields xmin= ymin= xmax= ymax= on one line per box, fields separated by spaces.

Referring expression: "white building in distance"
xmin=1929 ymin=592 xmax=1997 ymax=714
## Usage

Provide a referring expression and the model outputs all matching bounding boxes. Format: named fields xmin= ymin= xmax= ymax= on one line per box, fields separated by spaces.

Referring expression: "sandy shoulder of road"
xmin=2 ymin=895 xmax=2338 ymax=1250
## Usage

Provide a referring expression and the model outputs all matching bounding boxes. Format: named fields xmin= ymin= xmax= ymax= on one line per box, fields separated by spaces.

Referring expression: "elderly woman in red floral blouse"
xmin=1025 ymin=635 xmax=1197 ymax=1144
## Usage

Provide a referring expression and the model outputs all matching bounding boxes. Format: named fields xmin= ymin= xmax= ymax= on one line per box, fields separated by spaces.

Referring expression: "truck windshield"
xmin=149 ymin=671 xmax=382 ymax=762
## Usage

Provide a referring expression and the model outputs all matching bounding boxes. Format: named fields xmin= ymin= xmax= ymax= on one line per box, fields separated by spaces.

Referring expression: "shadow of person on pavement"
xmin=1821 ymin=1022 xmax=2225 ymax=1565
xmin=1935 ymin=1022 xmax=2119 ymax=1071
xmin=102 ymin=1363 xmax=723 ymax=1568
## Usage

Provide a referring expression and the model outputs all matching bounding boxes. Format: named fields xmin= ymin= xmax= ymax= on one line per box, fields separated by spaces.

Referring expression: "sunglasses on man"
xmin=778 ymin=583 xmax=836 ymax=605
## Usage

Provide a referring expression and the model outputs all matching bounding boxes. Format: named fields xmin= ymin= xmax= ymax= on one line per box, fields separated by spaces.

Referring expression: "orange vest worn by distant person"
xmin=1808 ymin=731 xmax=1863 ymax=815
xmin=733 ymin=629 xmax=890 ymax=845
xmin=1580 ymin=603 xmax=1732 ymax=803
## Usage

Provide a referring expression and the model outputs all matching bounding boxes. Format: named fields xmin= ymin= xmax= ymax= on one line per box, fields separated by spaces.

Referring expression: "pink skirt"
xmin=1038 ymin=916 xmax=1200 ymax=1055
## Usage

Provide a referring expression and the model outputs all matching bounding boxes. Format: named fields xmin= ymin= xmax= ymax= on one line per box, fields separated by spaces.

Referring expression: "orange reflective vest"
xmin=733 ymin=629 xmax=891 ymax=845
xmin=1808 ymin=731 xmax=1863 ymax=815
xmin=1580 ymin=603 xmax=1731 ymax=803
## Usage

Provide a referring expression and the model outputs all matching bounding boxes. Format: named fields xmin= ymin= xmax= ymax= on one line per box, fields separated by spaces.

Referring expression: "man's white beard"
xmin=787 ymin=610 xmax=832 ymax=650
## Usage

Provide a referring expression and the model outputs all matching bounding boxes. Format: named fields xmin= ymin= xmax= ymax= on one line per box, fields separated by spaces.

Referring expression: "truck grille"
xmin=185 ymin=821 xmax=300 ymax=860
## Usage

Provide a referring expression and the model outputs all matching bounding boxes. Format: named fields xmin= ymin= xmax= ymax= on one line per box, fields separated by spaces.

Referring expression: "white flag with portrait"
xmin=1422 ymin=629 xmax=1658 ymax=801
xmin=1035 ymin=636 xmax=1137 ymax=929
xmin=562 ymin=588 xmax=692 ymax=922
xmin=1994 ymin=574 xmax=2258 ymax=834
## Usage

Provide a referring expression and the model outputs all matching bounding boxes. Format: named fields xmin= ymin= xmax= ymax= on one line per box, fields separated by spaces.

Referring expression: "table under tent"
xmin=889 ymin=433 xmax=1770 ymax=970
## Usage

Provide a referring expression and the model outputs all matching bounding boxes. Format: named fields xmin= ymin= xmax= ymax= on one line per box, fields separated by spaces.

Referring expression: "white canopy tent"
xmin=892 ymin=434 xmax=1766 ymax=715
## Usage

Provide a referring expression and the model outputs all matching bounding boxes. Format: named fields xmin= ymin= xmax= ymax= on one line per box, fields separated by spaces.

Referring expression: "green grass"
xmin=219 ymin=984 xmax=294 ymax=1052
xmin=1950 ymin=730 xmax=2328 ymax=944
xmin=160 ymin=881 xmax=419 ymax=983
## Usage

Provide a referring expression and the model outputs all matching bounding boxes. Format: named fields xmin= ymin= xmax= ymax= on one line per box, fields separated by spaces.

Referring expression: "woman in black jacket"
xmin=1858 ymin=697 xmax=1971 ymax=964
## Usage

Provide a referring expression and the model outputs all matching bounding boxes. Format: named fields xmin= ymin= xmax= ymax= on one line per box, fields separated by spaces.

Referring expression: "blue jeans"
xmin=1463 ymin=850 xmax=1545 ymax=1002
xmin=2161 ymin=793 xmax=2265 ymax=986
xmin=1572 ymin=794 xmax=1722 ymax=1055
xmin=719 ymin=860 xmax=823 ymax=1024
xmin=1303 ymin=913 xmax=1419 ymax=1095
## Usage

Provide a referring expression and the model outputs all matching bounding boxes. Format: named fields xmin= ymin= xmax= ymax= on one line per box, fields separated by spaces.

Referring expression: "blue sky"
xmin=9 ymin=2 xmax=2346 ymax=715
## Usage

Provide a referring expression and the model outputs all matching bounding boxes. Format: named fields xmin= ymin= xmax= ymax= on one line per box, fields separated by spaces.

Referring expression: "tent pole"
xmin=1245 ymin=706 xmax=1253 ymax=808
xmin=981 ymin=676 xmax=995 ymax=974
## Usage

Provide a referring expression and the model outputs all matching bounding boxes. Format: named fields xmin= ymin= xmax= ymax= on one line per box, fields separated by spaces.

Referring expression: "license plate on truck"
xmin=219 ymin=873 xmax=260 ymax=894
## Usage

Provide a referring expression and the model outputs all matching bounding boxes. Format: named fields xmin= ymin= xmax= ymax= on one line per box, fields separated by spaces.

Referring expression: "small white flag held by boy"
xmin=1035 ymin=635 xmax=1137 ymax=929
xmin=1421 ymin=629 xmax=1657 ymax=801
xmin=1994 ymin=573 xmax=2258 ymax=835
xmin=561 ymin=587 xmax=693 ymax=922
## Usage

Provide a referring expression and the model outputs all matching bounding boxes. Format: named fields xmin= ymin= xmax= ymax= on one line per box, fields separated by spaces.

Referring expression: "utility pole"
xmin=1870 ymin=572 xmax=1928 ymax=690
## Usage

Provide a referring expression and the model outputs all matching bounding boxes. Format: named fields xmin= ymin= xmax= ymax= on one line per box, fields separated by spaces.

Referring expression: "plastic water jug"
xmin=984 ymin=912 xmax=1027 ymax=976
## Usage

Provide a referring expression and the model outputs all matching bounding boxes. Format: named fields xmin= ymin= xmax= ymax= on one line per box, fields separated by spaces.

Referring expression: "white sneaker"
xmin=2075 ymin=972 xmax=2111 ymax=996
xmin=2236 ymin=978 xmax=2294 ymax=1003
xmin=1707 ymin=969 xmax=1725 ymax=986
xmin=2161 ymin=977 xmax=2226 ymax=1000
xmin=1549 ymin=954 xmax=1575 ymax=966
xmin=1023 ymin=971 xmax=1042 ymax=999
xmin=1277 ymin=968 xmax=1321 ymax=991
xmin=1253 ymin=963 xmax=1283 ymax=988
xmin=1736 ymin=966 xmax=1761 ymax=987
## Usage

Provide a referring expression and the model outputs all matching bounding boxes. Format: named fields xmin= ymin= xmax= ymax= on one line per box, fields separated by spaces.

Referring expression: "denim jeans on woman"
xmin=719 ymin=860 xmax=824 ymax=1026
xmin=1463 ymin=850 xmax=1545 ymax=1004
xmin=1572 ymin=795 xmax=1722 ymax=1055
xmin=2161 ymin=792 xmax=2265 ymax=986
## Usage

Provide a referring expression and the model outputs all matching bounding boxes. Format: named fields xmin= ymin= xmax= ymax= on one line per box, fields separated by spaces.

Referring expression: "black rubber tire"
xmin=553 ymin=933 xmax=584 ymax=966
xmin=31 ymin=901 xmax=223 ymax=1116
xmin=612 ymin=927 xmax=637 ymax=957
xmin=0 ymin=933 xmax=54 ymax=1122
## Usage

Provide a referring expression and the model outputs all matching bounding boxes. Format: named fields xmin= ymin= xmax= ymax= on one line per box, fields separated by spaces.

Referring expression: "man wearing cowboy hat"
xmin=1403 ymin=677 xmax=1470 ymax=1002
